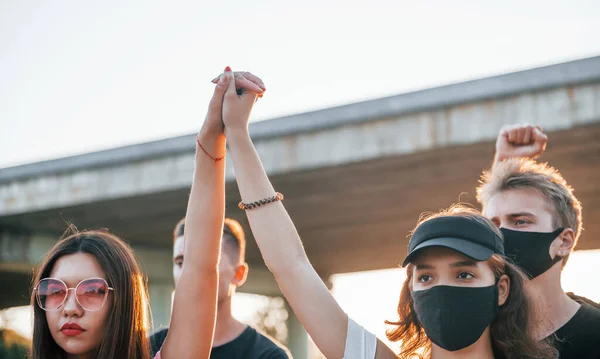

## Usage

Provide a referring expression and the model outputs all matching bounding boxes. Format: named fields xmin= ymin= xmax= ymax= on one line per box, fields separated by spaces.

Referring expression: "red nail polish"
xmin=224 ymin=66 xmax=231 ymax=72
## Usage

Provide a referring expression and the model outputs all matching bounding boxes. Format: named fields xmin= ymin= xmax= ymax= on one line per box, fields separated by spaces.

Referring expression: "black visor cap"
xmin=401 ymin=216 xmax=504 ymax=267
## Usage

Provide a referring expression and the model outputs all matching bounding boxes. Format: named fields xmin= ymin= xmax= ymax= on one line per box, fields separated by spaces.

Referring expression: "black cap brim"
xmin=401 ymin=237 xmax=495 ymax=267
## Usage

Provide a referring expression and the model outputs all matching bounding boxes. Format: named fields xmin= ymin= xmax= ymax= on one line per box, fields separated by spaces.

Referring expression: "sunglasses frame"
xmin=34 ymin=277 xmax=114 ymax=312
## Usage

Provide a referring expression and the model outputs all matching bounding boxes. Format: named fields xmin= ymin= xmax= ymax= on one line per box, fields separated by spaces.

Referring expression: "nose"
xmin=62 ymin=288 xmax=83 ymax=317
xmin=434 ymin=277 xmax=452 ymax=287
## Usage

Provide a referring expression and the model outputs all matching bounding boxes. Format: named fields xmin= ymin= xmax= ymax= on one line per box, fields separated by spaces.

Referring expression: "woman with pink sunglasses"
xmin=29 ymin=67 xmax=265 ymax=359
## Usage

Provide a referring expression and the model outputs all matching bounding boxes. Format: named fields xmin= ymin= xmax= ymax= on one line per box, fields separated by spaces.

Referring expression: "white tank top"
xmin=343 ymin=317 xmax=377 ymax=359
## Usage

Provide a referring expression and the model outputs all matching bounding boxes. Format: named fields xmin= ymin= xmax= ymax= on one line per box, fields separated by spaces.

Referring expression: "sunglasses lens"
xmin=37 ymin=279 xmax=67 ymax=311
xmin=76 ymin=278 xmax=109 ymax=311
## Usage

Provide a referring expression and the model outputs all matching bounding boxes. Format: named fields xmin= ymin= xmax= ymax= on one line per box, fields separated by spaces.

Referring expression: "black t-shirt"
xmin=150 ymin=326 xmax=291 ymax=359
xmin=553 ymin=298 xmax=600 ymax=359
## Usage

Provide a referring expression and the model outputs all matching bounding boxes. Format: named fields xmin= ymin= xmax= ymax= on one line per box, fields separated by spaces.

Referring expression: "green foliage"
xmin=0 ymin=329 xmax=30 ymax=359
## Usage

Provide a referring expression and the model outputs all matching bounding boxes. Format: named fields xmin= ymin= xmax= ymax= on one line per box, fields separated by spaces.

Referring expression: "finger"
xmin=534 ymin=126 xmax=547 ymax=142
xmin=238 ymin=72 xmax=266 ymax=91
xmin=507 ymin=126 xmax=518 ymax=143
xmin=224 ymin=66 xmax=237 ymax=97
xmin=523 ymin=126 xmax=533 ymax=145
xmin=211 ymin=71 xmax=240 ymax=84
xmin=516 ymin=126 xmax=527 ymax=144
xmin=533 ymin=127 xmax=549 ymax=143
xmin=535 ymin=125 xmax=544 ymax=133
xmin=498 ymin=125 xmax=511 ymax=143
xmin=236 ymin=75 xmax=264 ymax=94
xmin=211 ymin=71 xmax=254 ymax=84
xmin=207 ymin=74 xmax=229 ymax=114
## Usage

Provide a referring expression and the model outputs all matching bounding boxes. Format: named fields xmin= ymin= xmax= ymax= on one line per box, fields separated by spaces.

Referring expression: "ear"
xmin=552 ymin=228 xmax=575 ymax=258
xmin=559 ymin=228 xmax=575 ymax=253
xmin=232 ymin=262 xmax=248 ymax=287
xmin=497 ymin=274 xmax=510 ymax=306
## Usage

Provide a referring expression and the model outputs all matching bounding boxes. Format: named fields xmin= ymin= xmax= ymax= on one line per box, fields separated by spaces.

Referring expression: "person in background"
xmin=150 ymin=217 xmax=291 ymax=359
xmin=477 ymin=124 xmax=600 ymax=358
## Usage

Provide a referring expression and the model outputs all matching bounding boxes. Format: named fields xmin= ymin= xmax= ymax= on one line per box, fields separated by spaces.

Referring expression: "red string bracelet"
xmin=196 ymin=135 xmax=225 ymax=162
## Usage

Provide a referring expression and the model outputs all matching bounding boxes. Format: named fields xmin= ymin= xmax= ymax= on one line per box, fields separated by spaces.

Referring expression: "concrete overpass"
xmin=1 ymin=56 xmax=600 ymax=358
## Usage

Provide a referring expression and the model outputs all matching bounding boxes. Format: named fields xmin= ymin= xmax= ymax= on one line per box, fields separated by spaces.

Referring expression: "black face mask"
xmin=411 ymin=284 xmax=499 ymax=352
xmin=500 ymin=228 xmax=564 ymax=279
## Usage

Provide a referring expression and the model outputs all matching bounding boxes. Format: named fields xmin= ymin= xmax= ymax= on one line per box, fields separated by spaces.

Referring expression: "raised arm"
xmin=160 ymin=67 xmax=263 ymax=359
xmin=221 ymin=74 xmax=395 ymax=359
xmin=492 ymin=124 xmax=548 ymax=167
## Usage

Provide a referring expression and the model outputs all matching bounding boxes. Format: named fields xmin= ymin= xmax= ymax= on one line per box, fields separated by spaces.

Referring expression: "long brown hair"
xmin=386 ymin=205 xmax=558 ymax=359
xmin=30 ymin=229 xmax=151 ymax=359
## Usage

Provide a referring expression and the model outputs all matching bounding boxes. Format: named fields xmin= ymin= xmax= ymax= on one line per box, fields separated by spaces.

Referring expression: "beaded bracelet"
xmin=238 ymin=192 xmax=284 ymax=210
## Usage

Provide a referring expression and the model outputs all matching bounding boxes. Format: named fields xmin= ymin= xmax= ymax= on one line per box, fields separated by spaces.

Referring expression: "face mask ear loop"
xmin=493 ymin=273 xmax=504 ymax=312
xmin=551 ymin=227 xmax=567 ymax=262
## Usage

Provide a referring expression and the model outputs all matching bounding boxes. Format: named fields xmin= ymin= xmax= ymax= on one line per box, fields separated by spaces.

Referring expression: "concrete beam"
xmin=1 ymin=56 xmax=599 ymax=184
xmin=0 ymin=228 xmax=331 ymax=310
xmin=0 ymin=230 xmax=57 ymax=270
xmin=0 ymin=230 xmax=172 ymax=278
xmin=1 ymin=81 xmax=599 ymax=217
xmin=0 ymin=230 xmax=174 ymax=311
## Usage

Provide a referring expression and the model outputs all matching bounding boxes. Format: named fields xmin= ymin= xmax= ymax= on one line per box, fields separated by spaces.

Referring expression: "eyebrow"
xmin=415 ymin=263 xmax=434 ymax=270
xmin=451 ymin=260 xmax=478 ymax=268
xmin=508 ymin=212 xmax=536 ymax=218
xmin=173 ymin=255 xmax=183 ymax=262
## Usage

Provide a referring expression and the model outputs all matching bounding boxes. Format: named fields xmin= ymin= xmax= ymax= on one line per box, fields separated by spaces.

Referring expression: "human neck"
xmin=66 ymin=352 xmax=93 ymax=359
xmin=430 ymin=329 xmax=494 ymax=359
xmin=531 ymin=264 xmax=580 ymax=336
xmin=213 ymin=297 xmax=247 ymax=347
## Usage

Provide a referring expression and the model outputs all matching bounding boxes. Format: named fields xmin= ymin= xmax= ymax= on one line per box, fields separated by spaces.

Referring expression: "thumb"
xmin=224 ymin=66 xmax=237 ymax=96
xmin=533 ymin=127 xmax=548 ymax=143
xmin=207 ymin=72 xmax=229 ymax=114
xmin=532 ymin=128 xmax=548 ymax=155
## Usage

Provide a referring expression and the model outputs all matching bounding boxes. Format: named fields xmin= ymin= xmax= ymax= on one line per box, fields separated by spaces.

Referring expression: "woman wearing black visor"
xmin=218 ymin=71 xmax=558 ymax=359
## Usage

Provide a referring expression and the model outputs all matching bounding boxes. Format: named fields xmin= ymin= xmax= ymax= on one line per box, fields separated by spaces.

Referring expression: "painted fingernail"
xmin=224 ymin=66 xmax=231 ymax=72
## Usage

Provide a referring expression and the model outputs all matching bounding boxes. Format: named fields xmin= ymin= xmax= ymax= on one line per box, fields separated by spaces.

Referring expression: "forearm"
xmin=163 ymin=128 xmax=225 ymax=358
xmin=225 ymin=128 xmax=308 ymax=272
xmin=225 ymin=127 xmax=349 ymax=359
xmin=184 ymin=130 xmax=226 ymax=270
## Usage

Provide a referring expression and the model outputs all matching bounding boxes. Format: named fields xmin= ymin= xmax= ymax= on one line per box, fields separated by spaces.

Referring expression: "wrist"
xmin=197 ymin=131 xmax=226 ymax=159
xmin=199 ymin=120 xmax=224 ymax=138
xmin=494 ymin=152 xmax=507 ymax=164
xmin=224 ymin=125 xmax=250 ymax=139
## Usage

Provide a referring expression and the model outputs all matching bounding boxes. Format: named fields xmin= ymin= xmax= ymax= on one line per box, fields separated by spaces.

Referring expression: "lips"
xmin=60 ymin=323 xmax=85 ymax=336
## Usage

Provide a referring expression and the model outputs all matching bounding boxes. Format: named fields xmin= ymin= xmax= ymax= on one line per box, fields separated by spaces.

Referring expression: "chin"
xmin=55 ymin=337 xmax=98 ymax=356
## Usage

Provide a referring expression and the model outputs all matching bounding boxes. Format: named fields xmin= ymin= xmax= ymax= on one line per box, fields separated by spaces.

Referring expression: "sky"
xmin=2 ymin=1 xmax=600 ymax=357
xmin=1 ymin=0 xmax=600 ymax=168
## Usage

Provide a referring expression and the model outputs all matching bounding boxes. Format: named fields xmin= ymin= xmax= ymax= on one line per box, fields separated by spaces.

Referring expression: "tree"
xmin=0 ymin=329 xmax=29 ymax=359
xmin=247 ymin=296 xmax=289 ymax=344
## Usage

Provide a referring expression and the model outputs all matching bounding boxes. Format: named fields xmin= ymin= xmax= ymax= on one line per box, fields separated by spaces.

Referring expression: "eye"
xmin=457 ymin=272 xmax=475 ymax=280
xmin=50 ymin=288 xmax=66 ymax=296
xmin=84 ymin=287 xmax=101 ymax=295
xmin=515 ymin=219 xmax=530 ymax=226
xmin=418 ymin=274 xmax=433 ymax=283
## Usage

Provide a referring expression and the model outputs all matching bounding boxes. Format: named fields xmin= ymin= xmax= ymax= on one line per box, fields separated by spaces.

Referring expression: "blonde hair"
xmin=476 ymin=158 xmax=582 ymax=265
